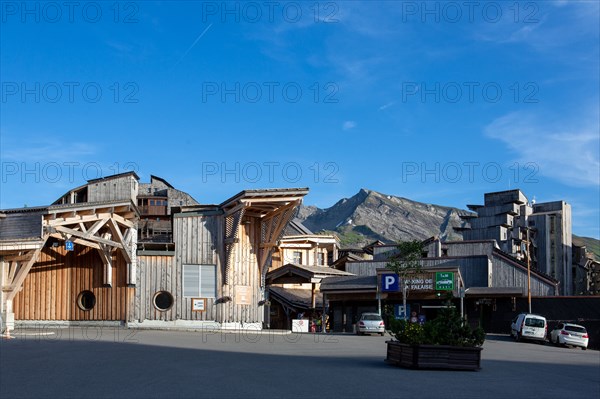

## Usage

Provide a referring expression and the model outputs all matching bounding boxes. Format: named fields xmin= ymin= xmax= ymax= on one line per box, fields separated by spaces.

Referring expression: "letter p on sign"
xmin=381 ymin=273 xmax=399 ymax=292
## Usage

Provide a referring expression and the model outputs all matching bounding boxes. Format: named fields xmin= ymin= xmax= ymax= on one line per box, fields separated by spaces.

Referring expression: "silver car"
xmin=550 ymin=323 xmax=589 ymax=350
xmin=357 ymin=313 xmax=385 ymax=336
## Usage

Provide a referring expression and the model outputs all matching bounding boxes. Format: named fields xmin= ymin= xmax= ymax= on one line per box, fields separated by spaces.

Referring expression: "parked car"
xmin=357 ymin=313 xmax=385 ymax=336
xmin=550 ymin=322 xmax=589 ymax=350
xmin=510 ymin=313 xmax=547 ymax=343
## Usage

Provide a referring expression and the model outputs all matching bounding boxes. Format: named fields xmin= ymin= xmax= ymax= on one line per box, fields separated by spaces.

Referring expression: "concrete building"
xmin=320 ymin=237 xmax=558 ymax=333
xmin=462 ymin=190 xmax=573 ymax=295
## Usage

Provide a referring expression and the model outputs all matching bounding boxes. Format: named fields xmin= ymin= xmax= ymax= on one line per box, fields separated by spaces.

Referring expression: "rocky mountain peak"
xmin=297 ymin=189 xmax=472 ymax=248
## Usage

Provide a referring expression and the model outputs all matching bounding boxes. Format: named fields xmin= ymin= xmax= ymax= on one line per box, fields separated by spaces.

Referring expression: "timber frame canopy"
xmin=1 ymin=200 xmax=139 ymax=315
xmin=219 ymin=188 xmax=309 ymax=287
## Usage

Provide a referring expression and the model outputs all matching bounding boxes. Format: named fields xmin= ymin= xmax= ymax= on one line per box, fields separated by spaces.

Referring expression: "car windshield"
xmin=565 ymin=325 xmax=586 ymax=333
xmin=362 ymin=314 xmax=382 ymax=321
xmin=525 ymin=318 xmax=545 ymax=328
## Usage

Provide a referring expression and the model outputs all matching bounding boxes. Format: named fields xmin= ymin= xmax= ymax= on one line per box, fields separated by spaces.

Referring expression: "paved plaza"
xmin=1 ymin=328 xmax=598 ymax=398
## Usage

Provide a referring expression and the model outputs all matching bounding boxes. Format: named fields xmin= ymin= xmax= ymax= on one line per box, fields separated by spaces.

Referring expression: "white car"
xmin=511 ymin=313 xmax=547 ymax=343
xmin=550 ymin=323 xmax=589 ymax=350
xmin=357 ymin=313 xmax=385 ymax=336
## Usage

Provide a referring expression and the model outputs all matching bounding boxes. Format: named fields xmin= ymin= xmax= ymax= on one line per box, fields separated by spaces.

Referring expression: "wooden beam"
xmin=86 ymin=218 xmax=110 ymax=236
xmin=6 ymin=236 xmax=48 ymax=301
xmin=7 ymin=261 xmax=18 ymax=285
xmin=3 ymin=250 xmax=36 ymax=263
xmin=224 ymin=202 xmax=245 ymax=217
xmin=97 ymin=244 xmax=113 ymax=287
xmin=48 ymin=233 xmax=101 ymax=250
xmin=258 ymin=200 xmax=301 ymax=285
xmin=240 ymin=196 xmax=305 ymax=203
xmin=110 ymin=213 xmax=135 ymax=228
xmin=53 ymin=226 xmax=123 ymax=248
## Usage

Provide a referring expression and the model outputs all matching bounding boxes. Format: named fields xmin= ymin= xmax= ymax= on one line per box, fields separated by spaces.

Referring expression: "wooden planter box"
xmin=385 ymin=341 xmax=482 ymax=371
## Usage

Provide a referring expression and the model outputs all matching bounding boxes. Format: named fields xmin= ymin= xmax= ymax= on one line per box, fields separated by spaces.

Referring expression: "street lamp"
xmin=526 ymin=227 xmax=531 ymax=313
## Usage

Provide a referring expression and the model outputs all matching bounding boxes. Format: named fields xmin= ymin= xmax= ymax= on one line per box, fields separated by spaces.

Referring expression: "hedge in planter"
xmin=385 ymin=305 xmax=485 ymax=371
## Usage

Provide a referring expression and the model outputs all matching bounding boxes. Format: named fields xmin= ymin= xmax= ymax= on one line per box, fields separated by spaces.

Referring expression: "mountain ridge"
xmin=298 ymin=189 xmax=600 ymax=258
xmin=297 ymin=188 xmax=472 ymax=247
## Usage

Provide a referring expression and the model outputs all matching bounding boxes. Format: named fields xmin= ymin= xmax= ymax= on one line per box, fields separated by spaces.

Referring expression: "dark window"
xmin=150 ymin=200 xmax=155 ymax=206
xmin=525 ymin=318 xmax=545 ymax=328
xmin=421 ymin=251 xmax=428 ymax=258
xmin=153 ymin=291 xmax=174 ymax=311
xmin=293 ymin=251 xmax=302 ymax=264
xmin=77 ymin=290 xmax=96 ymax=311
xmin=442 ymin=248 xmax=448 ymax=257
xmin=565 ymin=325 xmax=586 ymax=333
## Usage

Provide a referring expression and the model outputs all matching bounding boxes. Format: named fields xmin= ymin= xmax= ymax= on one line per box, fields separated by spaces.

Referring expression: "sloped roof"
xmin=284 ymin=218 xmax=313 ymax=235
xmin=266 ymin=263 xmax=353 ymax=284
xmin=319 ymin=275 xmax=378 ymax=292
xmin=268 ymin=286 xmax=323 ymax=310
xmin=0 ymin=211 xmax=44 ymax=241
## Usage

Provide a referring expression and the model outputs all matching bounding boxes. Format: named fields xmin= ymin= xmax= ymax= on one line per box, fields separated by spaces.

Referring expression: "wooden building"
xmin=1 ymin=177 xmax=138 ymax=331
xmin=131 ymin=188 xmax=308 ymax=329
xmin=1 ymin=172 xmax=308 ymax=332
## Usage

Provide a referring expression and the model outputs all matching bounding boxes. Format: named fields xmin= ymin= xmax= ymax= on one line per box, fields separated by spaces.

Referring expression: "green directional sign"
xmin=435 ymin=272 xmax=454 ymax=291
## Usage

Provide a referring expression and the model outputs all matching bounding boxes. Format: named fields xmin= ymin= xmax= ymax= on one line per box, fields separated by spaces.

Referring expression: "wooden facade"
xmin=2 ymin=173 xmax=306 ymax=331
xmin=1 ymin=175 xmax=139 ymax=331
xmin=13 ymin=245 xmax=132 ymax=321
xmin=271 ymin=235 xmax=339 ymax=270
xmin=131 ymin=188 xmax=308 ymax=328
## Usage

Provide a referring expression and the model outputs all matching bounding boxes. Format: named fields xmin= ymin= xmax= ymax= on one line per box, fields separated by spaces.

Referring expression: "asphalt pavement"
xmin=1 ymin=328 xmax=598 ymax=398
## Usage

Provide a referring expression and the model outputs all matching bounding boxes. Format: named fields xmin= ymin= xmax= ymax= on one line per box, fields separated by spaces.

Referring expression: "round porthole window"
xmin=153 ymin=291 xmax=174 ymax=311
xmin=77 ymin=290 xmax=96 ymax=311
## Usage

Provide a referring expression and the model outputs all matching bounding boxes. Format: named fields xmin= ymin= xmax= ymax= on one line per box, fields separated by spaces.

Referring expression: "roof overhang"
xmin=220 ymin=188 xmax=309 ymax=218
xmin=465 ymin=287 xmax=525 ymax=297
xmin=266 ymin=263 xmax=354 ymax=285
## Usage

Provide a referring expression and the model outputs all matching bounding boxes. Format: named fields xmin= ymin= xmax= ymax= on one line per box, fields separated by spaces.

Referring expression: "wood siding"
xmin=220 ymin=217 xmax=263 ymax=323
xmin=135 ymin=213 xmax=265 ymax=324
xmin=88 ymin=175 xmax=137 ymax=203
xmin=13 ymin=245 xmax=132 ymax=320
xmin=491 ymin=256 xmax=555 ymax=296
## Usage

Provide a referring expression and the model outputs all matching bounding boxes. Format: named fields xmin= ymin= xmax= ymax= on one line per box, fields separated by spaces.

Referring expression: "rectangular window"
xmin=293 ymin=251 xmax=302 ymax=264
xmin=317 ymin=252 xmax=324 ymax=266
xmin=183 ymin=264 xmax=216 ymax=298
xmin=150 ymin=200 xmax=155 ymax=206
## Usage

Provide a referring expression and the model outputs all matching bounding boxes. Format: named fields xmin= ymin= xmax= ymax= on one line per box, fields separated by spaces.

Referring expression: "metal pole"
xmin=527 ymin=227 xmax=532 ymax=313
xmin=460 ymin=287 xmax=464 ymax=320
xmin=377 ymin=274 xmax=382 ymax=316
xmin=403 ymin=282 xmax=408 ymax=321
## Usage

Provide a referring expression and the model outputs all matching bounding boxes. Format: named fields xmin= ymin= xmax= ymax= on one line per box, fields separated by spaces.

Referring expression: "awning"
xmin=465 ymin=287 xmax=525 ymax=297
xmin=266 ymin=263 xmax=354 ymax=285
xmin=268 ymin=286 xmax=323 ymax=311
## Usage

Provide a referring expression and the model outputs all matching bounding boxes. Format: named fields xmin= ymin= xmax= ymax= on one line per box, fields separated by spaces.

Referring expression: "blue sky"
xmin=1 ymin=1 xmax=599 ymax=238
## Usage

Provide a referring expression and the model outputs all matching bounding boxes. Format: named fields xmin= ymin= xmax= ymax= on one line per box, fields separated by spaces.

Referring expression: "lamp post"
xmin=525 ymin=227 xmax=532 ymax=313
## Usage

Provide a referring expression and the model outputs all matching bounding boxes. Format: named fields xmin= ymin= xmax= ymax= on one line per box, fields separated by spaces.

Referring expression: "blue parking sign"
xmin=394 ymin=304 xmax=410 ymax=320
xmin=65 ymin=241 xmax=74 ymax=251
xmin=381 ymin=273 xmax=399 ymax=292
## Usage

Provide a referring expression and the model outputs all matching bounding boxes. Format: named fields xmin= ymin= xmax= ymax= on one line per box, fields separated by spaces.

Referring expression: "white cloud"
xmin=342 ymin=121 xmax=357 ymax=130
xmin=379 ymin=102 xmax=395 ymax=111
xmin=484 ymin=111 xmax=600 ymax=187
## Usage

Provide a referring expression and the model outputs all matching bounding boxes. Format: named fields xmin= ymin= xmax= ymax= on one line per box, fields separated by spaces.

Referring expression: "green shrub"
xmin=388 ymin=303 xmax=485 ymax=347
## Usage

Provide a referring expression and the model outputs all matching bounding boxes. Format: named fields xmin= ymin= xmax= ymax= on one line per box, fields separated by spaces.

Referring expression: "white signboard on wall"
xmin=292 ymin=319 xmax=309 ymax=333
xmin=236 ymin=286 xmax=251 ymax=305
